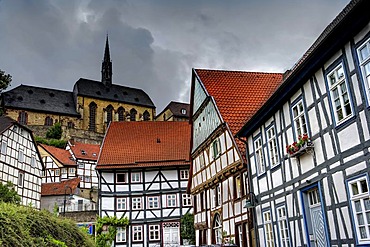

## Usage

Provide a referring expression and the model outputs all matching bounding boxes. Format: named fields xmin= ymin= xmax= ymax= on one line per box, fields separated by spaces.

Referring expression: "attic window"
xmin=93 ymin=153 xmax=97 ymax=156
xmin=27 ymin=90 xmax=33 ymax=94
xmin=134 ymin=97 xmax=139 ymax=102
xmin=17 ymin=96 xmax=23 ymax=101
xmin=81 ymin=150 xmax=86 ymax=155
xmin=40 ymin=99 xmax=46 ymax=104
xmin=49 ymin=93 xmax=55 ymax=97
xmin=65 ymin=103 xmax=70 ymax=107
xmin=123 ymin=91 xmax=128 ymax=95
xmin=114 ymin=94 xmax=118 ymax=98
xmin=181 ymin=108 xmax=187 ymax=115
xmin=96 ymin=91 xmax=101 ymax=95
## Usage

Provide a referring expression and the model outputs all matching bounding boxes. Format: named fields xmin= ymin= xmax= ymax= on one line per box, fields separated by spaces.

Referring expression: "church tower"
xmin=101 ymin=35 xmax=112 ymax=86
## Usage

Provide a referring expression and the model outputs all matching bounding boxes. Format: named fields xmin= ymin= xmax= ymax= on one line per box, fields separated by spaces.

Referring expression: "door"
xmin=163 ymin=226 xmax=179 ymax=246
xmin=307 ymin=188 xmax=327 ymax=247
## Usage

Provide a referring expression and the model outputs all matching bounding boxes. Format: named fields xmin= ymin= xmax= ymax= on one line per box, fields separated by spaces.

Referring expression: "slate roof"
xmin=41 ymin=177 xmax=80 ymax=196
xmin=73 ymin=78 xmax=155 ymax=108
xmin=156 ymin=101 xmax=190 ymax=119
xmin=0 ymin=115 xmax=17 ymax=134
xmin=69 ymin=141 xmax=100 ymax=161
xmin=194 ymin=69 xmax=283 ymax=156
xmin=2 ymin=85 xmax=80 ymax=116
xmin=39 ymin=144 xmax=76 ymax=166
xmin=97 ymin=121 xmax=191 ymax=169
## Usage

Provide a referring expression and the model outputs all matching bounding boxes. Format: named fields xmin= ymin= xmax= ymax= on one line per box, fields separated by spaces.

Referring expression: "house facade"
xmin=0 ymin=116 xmax=44 ymax=209
xmin=155 ymin=101 xmax=190 ymax=122
xmin=237 ymin=0 xmax=370 ymax=246
xmin=97 ymin=121 xmax=192 ymax=247
xmin=188 ymin=69 xmax=283 ymax=246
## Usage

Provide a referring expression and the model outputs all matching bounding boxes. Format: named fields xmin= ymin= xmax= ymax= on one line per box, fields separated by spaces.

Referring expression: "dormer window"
xmin=181 ymin=108 xmax=187 ymax=115
xmin=81 ymin=150 xmax=86 ymax=155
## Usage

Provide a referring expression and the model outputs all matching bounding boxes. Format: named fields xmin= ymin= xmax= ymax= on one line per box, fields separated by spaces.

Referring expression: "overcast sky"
xmin=0 ymin=0 xmax=349 ymax=112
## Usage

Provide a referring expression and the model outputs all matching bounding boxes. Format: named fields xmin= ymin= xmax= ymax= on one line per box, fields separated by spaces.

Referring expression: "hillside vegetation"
xmin=0 ymin=202 xmax=95 ymax=247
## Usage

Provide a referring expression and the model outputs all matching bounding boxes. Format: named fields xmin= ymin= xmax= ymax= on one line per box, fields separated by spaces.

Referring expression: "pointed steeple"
xmin=101 ymin=35 xmax=112 ymax=86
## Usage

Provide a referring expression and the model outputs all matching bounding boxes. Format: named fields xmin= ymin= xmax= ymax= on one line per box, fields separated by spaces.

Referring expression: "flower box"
xmin=286 ymin=134 xmax=314 ymax=158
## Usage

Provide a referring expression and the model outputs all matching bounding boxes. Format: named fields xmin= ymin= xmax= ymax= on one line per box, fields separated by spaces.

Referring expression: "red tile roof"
xmin=41 ymin=177 xmax=80 ymax=196
xmin=69 ymin=141 xmax=100 ymax=161
xmin=194 ymin=69 xmax=283 ymax=155
xmin=97 ymin=121 xmax=191 ymax=169
xmin=39 ymin=144 xmax=76 ymax=166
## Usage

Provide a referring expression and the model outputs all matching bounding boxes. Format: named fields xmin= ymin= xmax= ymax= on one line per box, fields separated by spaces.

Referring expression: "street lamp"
xmin=63 ymin=185 xmax=74 ymax=216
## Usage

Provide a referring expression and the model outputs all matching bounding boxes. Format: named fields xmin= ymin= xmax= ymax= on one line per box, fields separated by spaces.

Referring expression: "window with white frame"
xmin=167 ymin=194 xmax=177 ymax=207
xmin=180 ymin=170 xmax=189 ymax=180
xmin=327 ymin=63 xmax=352 ymax=123
xmin=148 ymin=196 xmax=159 ymax=209
xmin=292 ymin=99 xmax=308 ymax=137
xmin=267 ymin=125 xmax=279 ymax=167
xmin=132 ymin=225 xmax=143 ymax=241
xmin=357 ymin=38 xmax=370 ymax=102
xmin=348 ymin=176 xmax=370 ymax=243
xmin=277 ymin=206 xmax=290 ymax=247
xmin=69 ymin=167 xmax=75 ymax=174
xmin=212 ymin=138 xmax=221 ymax=159
xmin=254 ymin=136 xmax=265 ymax=175
xmin=61 ymin=168 xmax=67 ymax=174
xmin=131 ymin=172 xmax=141 ymax=183
xmin=132 ymin=197 xmax=142 ymax=210
xmin=31 ymin=156 xmax=36 ymax=168
xmin=78 ymin=162 xmax=84 ymax=169
xmin=216 ymin=185 xmax=221 ymax=207
xmin=18 ymin=149 xmax=24 ymax=163
xmin=149 ymin=225 xmax=160 ymax=241
xmin=1 ymin=141 xmax=7 ymax=154
xmin=237 ymin=225 xmax=243 ymax=247
xmin=199 ymin=152 xmax=205 ymax=169
xmin=55 ymin=169 xmax=60 ymax=176
xmin=18 ymin=172 xmax=24 ymax=187
xmin=116 ymin=173 xmax=127 ymax=183
xmin=182 ymin=194 xmax=192 ymax=206
xmin=235 ymin=175 xmax=242 ymax=199
xmin=117 ymin=198 xmax=127 ymax=210
xmin=263 ymin=210 xmax=275 ymax=247
xmin=116 ymin=227 xmax=126 ymax=242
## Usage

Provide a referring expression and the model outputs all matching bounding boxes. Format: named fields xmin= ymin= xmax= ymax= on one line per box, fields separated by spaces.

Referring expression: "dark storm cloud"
xmin=0 ymin=0 xmax=348 ymax=111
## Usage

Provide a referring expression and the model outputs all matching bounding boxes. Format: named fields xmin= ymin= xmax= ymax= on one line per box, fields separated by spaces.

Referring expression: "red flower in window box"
xmin=286 ymin=134 xmax=313 ymax=157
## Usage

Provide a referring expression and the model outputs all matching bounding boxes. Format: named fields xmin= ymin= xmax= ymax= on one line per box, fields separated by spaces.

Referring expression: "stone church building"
xmin=1 ymin=36 xmax=156 ymax=140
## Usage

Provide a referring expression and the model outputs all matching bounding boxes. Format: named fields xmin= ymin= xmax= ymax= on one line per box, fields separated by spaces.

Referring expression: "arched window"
xmin=213 ymin=214 xmax=222 ymax=244
xmin=18 ymin=111 xmax=28 ymax=125
xmin=44 ymin=116 xmax=53 ymax=126
xmin=106 ymin=105 xmax=114 ymax=124
xmin=117 ymin=107 xmax=125 ymax=122
xmin=143 ymin=110 xmax=150 ymax=121
xmin=130 ymin=108 xmax=137 ymax=121
xmin=89 ymin=102 xmax=97 ymax=131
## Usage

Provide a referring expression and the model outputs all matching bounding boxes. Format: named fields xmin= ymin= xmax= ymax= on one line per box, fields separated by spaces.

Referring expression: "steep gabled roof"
xmin=156 ymin=101 xmax=190 ymax=119
xmin=73 ymin=78 xmax=155 ymax=108
xmin=68 ymin=141 xmax=100 ymax=161
xmin=39 ymin=144 xmax=76 ymax=166
xmin=2 ymin=85 xmax=79 ymax=116
xmin=194 ymin=69 xmax=283 ymax=154
xmin=97 ymin=121 xmax=191 ymax=169
xmin=41 ymin=177 xmax=80 ymax=196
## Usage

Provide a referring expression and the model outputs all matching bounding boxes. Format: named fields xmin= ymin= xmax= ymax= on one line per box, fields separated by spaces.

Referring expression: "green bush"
xmin=46 ymin=122 xmax=62 ymax=139
xmin=34 ymin=136 xmax=67 ymax=149
xmin=0 ymin=182 xmax=21 ymax=204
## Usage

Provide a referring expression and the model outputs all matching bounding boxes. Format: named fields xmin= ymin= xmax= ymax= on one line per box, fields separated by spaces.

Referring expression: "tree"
xmin=180 ymin=213 xmax=195 ymax=244
xmin=46 ymin=122 xmax=63 ymax=139
xmin=95 ymin=215 xmax=129 ymax=247
xmin=0 ymin=181 xmax=21 ymax=204
xmin=0 ymin=69 xmax=12 ymax=93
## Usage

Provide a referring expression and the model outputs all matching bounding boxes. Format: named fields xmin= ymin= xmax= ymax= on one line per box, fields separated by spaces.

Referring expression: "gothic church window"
xmin=130 ymin=108 xmax=137 ymax=121
xmin=143 ymin=110 xmax=150 ymax=121
xmin=106 ymin=105 xmax=113 ymax=124
xmin=117 ymin=107 xmax=125 ymax=122
xmin=89 ymin=102 xmax=97 ymax=131
xmin=44 ymin=116 xmax=53 ymax=126
xmin=18 ymin=111 xmax=27 ymax=125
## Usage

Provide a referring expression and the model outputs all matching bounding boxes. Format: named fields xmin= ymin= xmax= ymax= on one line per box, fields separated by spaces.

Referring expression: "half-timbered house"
xmin=97 ymin=121 xmax=192 ymax=247
xmin=236 ymin=0 xmax=370 ymax=246
xmin=0 ymin=116 xmax=44 ymax=209
xmin=188 ymin=69 xmax=283 ymax=246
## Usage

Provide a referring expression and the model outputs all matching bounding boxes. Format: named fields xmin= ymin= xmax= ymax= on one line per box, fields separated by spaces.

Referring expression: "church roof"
xmin=97 ymin=121 xmax=190 ymax=169
xmin=156 ymin=101 xmax=190 ymax=119
xmin=73 ymin=78 xmax=155 ymax=108
xmin=2 ymin=85 xmax=80 ymax=117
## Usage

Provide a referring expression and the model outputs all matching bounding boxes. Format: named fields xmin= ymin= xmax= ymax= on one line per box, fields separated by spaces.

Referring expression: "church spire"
xmin=101 ymin=35 xmax=112 ymax=86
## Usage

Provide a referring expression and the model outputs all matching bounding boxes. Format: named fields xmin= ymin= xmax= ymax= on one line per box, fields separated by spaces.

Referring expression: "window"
xmin=44 ymin=116 xmax=53 ymax=126
xmin=213 ymin=214 xmax=222 ymax=244
xmin=55 ymin=169 xmax=60 ymax=176
xmin=67 ymin=121 xmax=75 ymax=128
xmin=132 ymin=197 xmax=142 ymax=210
xmin=116 ymin=173 xmax=127 ymax=183
xmin=31 ymin=156 xmax=36 ymax=168
xmin=88 ymin=102 xmax=97 ymax=131
xmin=213 ymin=185 xmax=221 ymax=207
xmin=235 ymin=176 xmax=242 ymax=199
xmin=148 ymin=196 xmax=159 ymax=209
xmin=254 ymin=136 xmax=265 ymax=175
xmin=199 ymin=152 xmax=205 ymax=169
xmin=143 ymin=110 xmax=150 ymax=121
xmin=348 ymin=176 xmax=370 ymax=243
xmin=117 ymin=107 xmax=125 ymax=122
xmin=61 ymin=168 xmax=67 ymax=174
xmin=263 ymin=210 xmax=275 ymax=247
xmin=18 ymin=172 xmax=24 ymax=187
xmin=267 ymin=125 xmax=279 ymax=167
xmin=292 ymin=99 xmax=308 ymax=137
xmin=167 ymin=194 xmax=177 ymax=207
xmin=132 ymin=225 xmax=143 ymax=241
xmin=181 ymin=108 xmax=187 ymax=115
xmin=69 ymin=167 xmax=75 ymax=174
xmin=131 ymin=172 xmax=141 ymax=183
xmin=182 ymin=194 xmax=192 ymax=206
xmin=357 ymin=38 xmax=370 ymax=103
xmin=18 ymin=111 xmax=27 ymax=125
xmin=200 ymin=192 xmax=205 ymax=211
xmin=117 ymin=198 xmax=127 ymax=210
xmin=78 ymin=162 xmax=84 ymax=169
xmin=84 ymin=176 xmax=91 ymax=182
xmin=130 ymin=108 xmax=137 ymax=121
xmin=18 ymin=149 xmax=24 ymax=163
xmin=212 ymin=138 xmax=221 ymax=159
xmin=1 ymin=141 xmax=7 ymax=154
xmin=277 ymin=206 xmax=290 ymax=247
xmin=116 ymin=227 xmax=126 ymax=242
xmin=180 ymin=170 xmax=189 ymax=180
xmin=327 ymin=63 xmax=352 ymax=124
xmin=149 ymin=225 xmax=160 ymax=241
xmin=106 ymin=105 xmax=113 ymax=124
xmin=237 ymin=225 xmax=244 ymax=247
